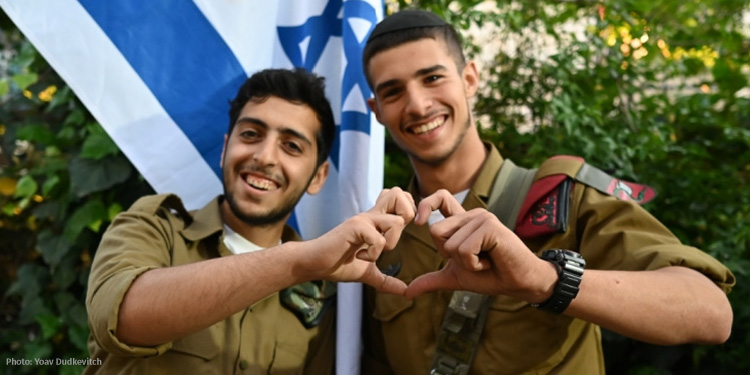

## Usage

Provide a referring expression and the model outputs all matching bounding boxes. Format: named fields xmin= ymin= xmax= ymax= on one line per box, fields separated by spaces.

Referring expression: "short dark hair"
xmin=228 ymin=68 xmax=335 ymax=167
xmin=362 ymin=12 xmax=466 ymax=89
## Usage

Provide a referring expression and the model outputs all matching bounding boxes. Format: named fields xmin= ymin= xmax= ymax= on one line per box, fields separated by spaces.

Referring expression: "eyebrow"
xmin=374 ymin=64 xmax=448 ymax=97
xmin=235 ymin=117 xmax=314 ymax=146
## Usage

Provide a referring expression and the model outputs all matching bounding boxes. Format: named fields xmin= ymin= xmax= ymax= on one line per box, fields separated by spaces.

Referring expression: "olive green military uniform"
xmin=85 ymin=195 xmax=334 ymax=375
xmin=362 ymin=144 xmax=734 ymax=375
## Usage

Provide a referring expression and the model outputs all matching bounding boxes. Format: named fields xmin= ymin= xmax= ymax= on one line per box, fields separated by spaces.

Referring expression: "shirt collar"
xmin=406 ymin=141 xmax=504 ymax=203
xmin=181 ymin=195 xmax=302 ymax=244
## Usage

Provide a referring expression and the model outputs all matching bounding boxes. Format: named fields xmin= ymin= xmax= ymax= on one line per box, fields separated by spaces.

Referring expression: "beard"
xmin=223 ymin=187 xmax=304 ymax=227
xmin=407 ymin=105 xmax=472 ymax=166
xmin=222 ymin=164 xmax=317 ymax=227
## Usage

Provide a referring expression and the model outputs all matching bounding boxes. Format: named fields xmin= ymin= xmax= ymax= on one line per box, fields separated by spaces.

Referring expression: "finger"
xmin=443 ymin=216 xmax=490 ymax=271
xmin=359 ymin=264 xmax=407 ymax=295
xmin=355 ymin=244 xmax=379 ymax=262
xmin=403 ymin=267 xmax=461 ymax=299
xmin=371 ymin=187 xmax=417 ymax=223
xmin=415 ymin=189 xmax=465 ymax=225
xmin=367 ymin=212 xmax=408 ymax=250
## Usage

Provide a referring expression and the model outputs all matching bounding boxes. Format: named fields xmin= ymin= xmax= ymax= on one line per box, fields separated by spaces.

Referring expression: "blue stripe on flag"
xmin=78 ymin=0 xmax=247 ymax=178
xmin=341 ymin=0 xmax=376 ymax=133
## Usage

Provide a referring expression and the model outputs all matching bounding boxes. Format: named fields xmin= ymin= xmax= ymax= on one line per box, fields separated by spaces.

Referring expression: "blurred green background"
xmin=2 ymin=1 xmax=749 ymax=374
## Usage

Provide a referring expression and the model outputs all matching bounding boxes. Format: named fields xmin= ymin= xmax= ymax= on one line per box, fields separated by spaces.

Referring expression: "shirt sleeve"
xmin=86 ymin=206 xmax=178 ymax=357
xmin=573 ymin=185 xmax=735 ymax=293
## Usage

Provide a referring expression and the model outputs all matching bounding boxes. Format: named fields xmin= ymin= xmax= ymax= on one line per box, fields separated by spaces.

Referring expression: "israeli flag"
xmin=0 ymin=1 xmax=384 ymax=374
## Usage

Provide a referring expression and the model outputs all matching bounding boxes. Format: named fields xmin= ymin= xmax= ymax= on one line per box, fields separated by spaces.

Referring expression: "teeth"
xmin=412 ymin=118 xmax=443 ymax=134
xmin=245 ymin=176 xmax=278 ymax=191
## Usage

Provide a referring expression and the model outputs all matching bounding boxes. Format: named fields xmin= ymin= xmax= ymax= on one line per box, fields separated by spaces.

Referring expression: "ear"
xmin=462 ymin=61 xmax=479 ymax=99
xmin=219 ymin=134 xmax=228 ymax=169
xmin=367 ymin=97 xmax=382 ymax=123
xmin=306 ymin=160 xmax=330 ymax=195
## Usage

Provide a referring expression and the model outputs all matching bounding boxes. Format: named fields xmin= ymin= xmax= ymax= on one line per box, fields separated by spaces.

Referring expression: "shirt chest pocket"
xmin=480 ymin=295 xmax=569 ymax=374
xmin=158 ymin=325 xmax=221 ymax=374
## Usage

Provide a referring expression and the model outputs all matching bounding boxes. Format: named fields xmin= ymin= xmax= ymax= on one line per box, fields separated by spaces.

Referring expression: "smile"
xmin=244 ymin=174 xmax=279 ymax=191
xmin=411 ymin=117 xmax=444 ymax=135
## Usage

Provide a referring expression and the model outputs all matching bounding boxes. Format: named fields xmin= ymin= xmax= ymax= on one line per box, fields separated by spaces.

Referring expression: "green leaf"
xmin=2 ymin=202 xmax=16 ymax=215
xmin=64 ymin=199 xmax=107 ymax=240
xmin=713 ymin=59 xmax=748 ymax=94
xmin=51 ymin=257 xmax=77 ymax=289
xmin=5 ymin=263 xmax=44 ymax=298
xmin=14 ymin=40 xmax=38 ymax=69
xmin=81 ymin=131 xmax=119 ymax=159
xmin=13 ymin=175 xmax=38 ymax=199
xmin=12 ymin=72 xmax=38 ymax=90
xmin=15 ymin=123 xmax=56 ymax=144
xmin=42 ymin=175 xmax=61 ymax=196
xmin=47 ymin=85 xmax=72 ymax=111
xmin=68 ymin=302 xmax=88 ymax=328
xmin=69 ymin=155 xmax=132 ymax=197
xmin=35 ymin=313 xmax=62 ymax=340
xmin=63 ymin=108 xmax=86 ymax=127
xmin=108 ymin=202 xmax=124 ymax=221
xmin=23 ymin=338 xmax=53 ymax=361
xmin=19 ymin=295 xmax=51 ymax=325
xmin=37 ymin=229 xmax=72 ymax=268
xmin=68 ymin=323 xmax=90 ymax=352
xmin=54 ymin=292 xmax=77 ymax=314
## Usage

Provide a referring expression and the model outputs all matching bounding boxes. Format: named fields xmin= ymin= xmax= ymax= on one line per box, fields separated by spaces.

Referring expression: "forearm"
xmin=565 ymin=266 xmax=732 ymax=345
xmin=117 ymin=241 xmax=307 ymax=346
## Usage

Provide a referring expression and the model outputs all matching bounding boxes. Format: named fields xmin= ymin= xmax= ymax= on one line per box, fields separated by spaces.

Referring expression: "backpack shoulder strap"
xmin=486 ymin=159 xmax=537 ymax=231
xmin=430 ymin=159 xmax=537 ymax=375
xmin=534 ymin=155 xmax=657 ymax=204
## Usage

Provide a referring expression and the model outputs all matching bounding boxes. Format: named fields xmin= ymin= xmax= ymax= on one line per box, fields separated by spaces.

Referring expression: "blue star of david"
xmin=277 ymin=0 xmax=378 ymax=170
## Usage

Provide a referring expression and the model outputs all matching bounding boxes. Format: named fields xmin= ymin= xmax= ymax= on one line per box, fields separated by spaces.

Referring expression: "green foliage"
xmin=0 ymin=11 xmax=154 ymax=374
xmin=1 ymin=1 xmax=749 ymax=374
xmin=386 ymin=0 xmax=749 ymax=373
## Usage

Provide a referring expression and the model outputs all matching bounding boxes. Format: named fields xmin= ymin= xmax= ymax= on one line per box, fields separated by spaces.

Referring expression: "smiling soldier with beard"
xmin=84 ymin=68 xmax=412 ymax=375
xmin=359 ymin=9 xmax=735 ymax=375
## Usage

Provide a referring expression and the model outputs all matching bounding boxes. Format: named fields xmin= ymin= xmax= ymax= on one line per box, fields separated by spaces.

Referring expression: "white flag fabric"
xmin=0 ymin=1 xmax=384 ymax=374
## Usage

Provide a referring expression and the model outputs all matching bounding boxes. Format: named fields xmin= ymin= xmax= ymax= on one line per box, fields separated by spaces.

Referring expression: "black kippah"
xmin=367 ymin=10 xmax=448 ymax=42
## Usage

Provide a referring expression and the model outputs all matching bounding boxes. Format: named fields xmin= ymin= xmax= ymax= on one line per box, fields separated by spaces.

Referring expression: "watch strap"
xmin=534 ymin=249 xmax=585 ymax=314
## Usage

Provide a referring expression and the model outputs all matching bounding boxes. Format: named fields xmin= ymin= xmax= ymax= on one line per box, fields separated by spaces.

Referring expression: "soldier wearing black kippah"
xmin=360 ymin=9 xmax=735 ymax=375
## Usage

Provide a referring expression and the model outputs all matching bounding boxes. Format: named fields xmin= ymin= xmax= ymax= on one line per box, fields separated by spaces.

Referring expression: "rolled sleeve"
xmin=574 ymin=186 xmax=735 ymax=293
xmin=86 ymin=210 xmax=178 ymax=356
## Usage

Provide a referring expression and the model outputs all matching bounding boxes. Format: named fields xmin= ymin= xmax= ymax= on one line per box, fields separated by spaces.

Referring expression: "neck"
xmin=220 ymin=201 xmax=287 ymax=248
xmin=411 ymin=128 xmax=487 ymax=197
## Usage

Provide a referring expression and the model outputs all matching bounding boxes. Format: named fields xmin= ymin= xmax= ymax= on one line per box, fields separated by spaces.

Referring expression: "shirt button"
xmin=239 ymin=360 xmax=249 ymax=370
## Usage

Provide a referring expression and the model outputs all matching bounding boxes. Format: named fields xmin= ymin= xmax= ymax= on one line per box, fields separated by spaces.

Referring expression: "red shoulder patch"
xmin=515 ymin=176 xmax=572 ymax=239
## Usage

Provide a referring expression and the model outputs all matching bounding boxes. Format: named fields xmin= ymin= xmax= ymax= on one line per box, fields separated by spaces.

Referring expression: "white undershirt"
xmin=426 ymin=189 xmax=470 ymax=225
xmin=223 ymin=224 xmax=271 ymax=254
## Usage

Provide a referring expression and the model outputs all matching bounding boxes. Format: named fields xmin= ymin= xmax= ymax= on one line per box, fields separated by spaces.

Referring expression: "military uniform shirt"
xmin=85 ymin=195 xmax=334 ymax=375
xmin=362 ymin=144 xmax=734 ymax=375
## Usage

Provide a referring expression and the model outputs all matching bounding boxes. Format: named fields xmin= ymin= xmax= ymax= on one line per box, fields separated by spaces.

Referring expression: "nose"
xmin=403 ymin=84 xmax=432 ymax=118
xmin=252 ymin=137 xmax=278 ymax=166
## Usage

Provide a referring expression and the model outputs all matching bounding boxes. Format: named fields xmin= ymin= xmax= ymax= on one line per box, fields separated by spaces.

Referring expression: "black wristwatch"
xmin=533 ymin=249 xmax=585 ymax=314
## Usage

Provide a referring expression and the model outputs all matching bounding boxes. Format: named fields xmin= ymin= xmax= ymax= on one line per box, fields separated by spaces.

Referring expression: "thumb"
xmin=358 ymin=263 xmax=407 ymax=295
xmin=404 ymin=268 xmax=461 ymax=299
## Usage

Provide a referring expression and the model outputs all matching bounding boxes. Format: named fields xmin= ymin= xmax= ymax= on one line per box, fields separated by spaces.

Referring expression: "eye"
xmin=425 ymin=74 xmax=442 ymax=84
xmin=239 ymin=128 xmax=260 ymax=139
xmin=238 ymin=126 xmax=268 ymax=143
xmin=283 ymin=140 xmax=303 ymax=155
xmin=380 ymin=87 xmax=402 ymax=102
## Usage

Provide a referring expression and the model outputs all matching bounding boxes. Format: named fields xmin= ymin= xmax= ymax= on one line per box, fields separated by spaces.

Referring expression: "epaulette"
xmin=128 ymin=193 xmax=193 ymax=225
xmin=515 ymin=156 xmax=656 ymax=239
